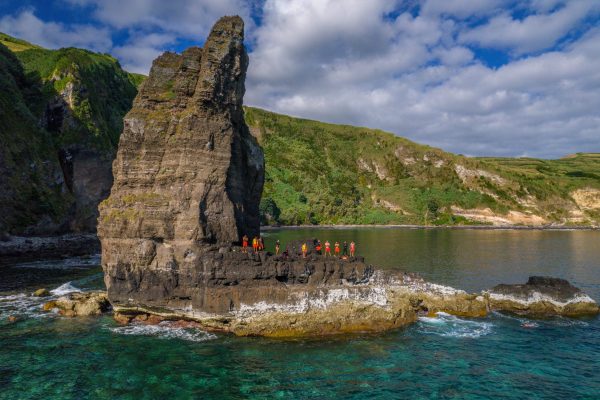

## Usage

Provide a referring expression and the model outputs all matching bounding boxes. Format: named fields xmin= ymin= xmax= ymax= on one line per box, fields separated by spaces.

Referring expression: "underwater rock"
xmin=33 ymin=288 xmax=50 ymax=297
xmin=487 ymin=276 xmax=599 ymax=317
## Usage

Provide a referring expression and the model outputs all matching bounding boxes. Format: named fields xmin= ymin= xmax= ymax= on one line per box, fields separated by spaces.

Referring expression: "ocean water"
xmin=1 ymin=228 xmax=599 ymax=399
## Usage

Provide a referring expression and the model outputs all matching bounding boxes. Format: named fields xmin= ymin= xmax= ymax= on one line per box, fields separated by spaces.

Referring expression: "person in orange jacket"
xmin=242 ymin=235 xmax=249 ymax=253
xmin=334 ymin=241 xmax=340 ymax=257
xmin=302 ymin=242 xmax=308 ymax=258
xmin=324 ymin=241 xmax=331 ymax=257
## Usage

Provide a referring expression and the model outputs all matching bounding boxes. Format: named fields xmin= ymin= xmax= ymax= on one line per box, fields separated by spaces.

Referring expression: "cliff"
xmin=0 ymin=33 xmax=141 ymax=235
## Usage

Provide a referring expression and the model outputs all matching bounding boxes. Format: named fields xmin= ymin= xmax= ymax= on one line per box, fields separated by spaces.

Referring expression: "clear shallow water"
xmin=1 ymin=229 xmax=600 ymax=399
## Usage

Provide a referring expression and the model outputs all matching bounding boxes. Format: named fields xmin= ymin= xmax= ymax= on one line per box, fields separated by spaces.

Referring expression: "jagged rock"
xmin=43 ymin=291 xmax=111 ymax=317
xmin=33 ymin=288 xmax=50 ymax=297
xmin=487 ymin=276 xmax=599 ymax=317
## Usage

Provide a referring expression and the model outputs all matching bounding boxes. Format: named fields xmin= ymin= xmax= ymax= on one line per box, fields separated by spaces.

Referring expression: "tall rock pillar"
xmin=98 ymin=16 xmax=264 ymax=310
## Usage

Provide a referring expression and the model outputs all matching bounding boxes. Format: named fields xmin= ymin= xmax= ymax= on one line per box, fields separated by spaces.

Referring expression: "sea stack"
xmin=98 ymin=16 xmax=598 ymax=337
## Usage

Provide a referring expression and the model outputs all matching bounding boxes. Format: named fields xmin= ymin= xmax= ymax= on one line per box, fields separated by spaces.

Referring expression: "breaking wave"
xmin=109 ymin=321 xmax=217 ymax=342
xmin=50 ymin=282 xmax=81 ymax=296
xmin=0 ymin=293 xmax=48 ymax=320
xmin=417 ymin=312 xmax=493 ymax=338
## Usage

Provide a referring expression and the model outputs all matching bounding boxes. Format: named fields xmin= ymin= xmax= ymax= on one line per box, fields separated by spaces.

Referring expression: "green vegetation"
xmin=13 ymin=44 xmax=138 ymax=150
xmin=0 ymin=42 xmax=69 ymax=233
xmin=245 ymin=107 xmax=600 ymax=226
xmin=0 ymin=33 xmax=140 ymax=233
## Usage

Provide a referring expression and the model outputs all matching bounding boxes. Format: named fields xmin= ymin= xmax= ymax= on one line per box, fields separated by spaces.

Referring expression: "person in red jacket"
xmin=324 ymin=241 xmax=331 ymax=257
xmin=334 ymin=241 xmax=340 ymax=257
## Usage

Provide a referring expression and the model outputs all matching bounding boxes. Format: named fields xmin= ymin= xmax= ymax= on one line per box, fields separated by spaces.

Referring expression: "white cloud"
xmin=0 ymin=9 xmax=112 ymax=51
xmin=3 ymin=1 xmax=599 ymax=157
xmin=459 ymin=1 xmax=600 ymax=54
xmin=64 ymin=0 xmax=252 ymax=39
xmin=245 ymin=0 xmax=600 ymax=157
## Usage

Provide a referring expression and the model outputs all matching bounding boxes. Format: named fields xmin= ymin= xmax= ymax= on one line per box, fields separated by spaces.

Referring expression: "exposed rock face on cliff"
xmin=98 ymin=16 xmax=266 ymax=323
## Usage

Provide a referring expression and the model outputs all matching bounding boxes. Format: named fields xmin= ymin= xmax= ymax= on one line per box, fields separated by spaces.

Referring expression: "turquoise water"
xmin=1 ymin=228 xmax=600 ymax=399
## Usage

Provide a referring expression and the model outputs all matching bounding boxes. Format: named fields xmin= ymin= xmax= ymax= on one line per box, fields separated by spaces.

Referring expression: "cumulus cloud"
xmin=0 ymin=9 xmax=112 ymax=51
xmin=62 ymin=0 xmax=252 ymax=77
xmin=64 ymin=0 xmax=252 ymax=38
xmin=2 ymin=0 xmax=599 ymax=157
xmin=459 ymin=1 xmax=600 ymax=54
xmin=245 ymin=0 xmax=600 ymax=157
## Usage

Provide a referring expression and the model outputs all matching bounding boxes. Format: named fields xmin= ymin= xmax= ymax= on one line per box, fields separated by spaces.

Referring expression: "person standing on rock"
xmin=325 ymin=241 xmax=331 ymax=257
xmin=350 ymin=241 xmax=356 ymax=257
xmin=275 ymin=240 xmax=281 ymax=255
xmin=334 ymin=241 xmax=340 ymax=257
xmin=242 ymin=235 xmax=249 ymax=253
xmin=252 ymin=236 xmax=259 ymax=253
xmin=302 ymin=242 xmax=308 ymax=258
xmin=315 ymin=240 xmax=322 ymax=255
xmin=343 ymin=241 xmax=348 ymax=257
xmin=258 ymin=236 xmax=265 ymax=251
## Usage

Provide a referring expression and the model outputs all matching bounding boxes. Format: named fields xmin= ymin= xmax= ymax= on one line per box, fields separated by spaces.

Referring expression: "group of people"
xmin=242 ymin=234 xmax=356 ymax=259
xmin=241 ymin=235 xmax=265 ymax=253
xmin=310 ymin=239 xmax=356 ymax=258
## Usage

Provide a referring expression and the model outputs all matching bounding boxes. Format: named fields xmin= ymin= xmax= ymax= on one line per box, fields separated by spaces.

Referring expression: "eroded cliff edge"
xmin=97 ymin=16 xmax=598 ymax=337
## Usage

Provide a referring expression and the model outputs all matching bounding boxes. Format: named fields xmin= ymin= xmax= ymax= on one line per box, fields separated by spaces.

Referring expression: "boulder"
xmin=487 ymin=276 xmax=599 ymax=317
xmin=44 ymin=291 xmax=111 ymax=317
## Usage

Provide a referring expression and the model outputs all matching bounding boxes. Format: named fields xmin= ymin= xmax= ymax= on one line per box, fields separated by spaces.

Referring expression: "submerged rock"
xmin=43 ymin=291 xmax=110 ymax=317
xmin=33 ymin=288 xmax=50 ymax=297
xmin=487 ymin=276 xmax=599 ymax=317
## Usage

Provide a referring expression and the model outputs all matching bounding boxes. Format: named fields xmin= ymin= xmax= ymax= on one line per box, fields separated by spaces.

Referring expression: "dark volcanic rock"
xmin=488 ymin=276 xmax=599 ymax=316
xmin=490 ymin=276 xmax=581 ymax=303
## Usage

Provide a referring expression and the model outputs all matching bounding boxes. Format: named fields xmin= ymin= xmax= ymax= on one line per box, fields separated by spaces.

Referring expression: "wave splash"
xmin=109 ymin=322 xmax=217 ymax=342
xmin=50 ymin=282 xmax=81 ymax=296
xmin=417 ymin=312 xmax=493 ymax=338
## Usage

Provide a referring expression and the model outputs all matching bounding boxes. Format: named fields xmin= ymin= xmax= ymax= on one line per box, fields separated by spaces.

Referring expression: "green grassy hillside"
xmin=0 ymin=34 xmax=142 ymax=234
xmin=245 ymin=107 xmax=600 ymax=226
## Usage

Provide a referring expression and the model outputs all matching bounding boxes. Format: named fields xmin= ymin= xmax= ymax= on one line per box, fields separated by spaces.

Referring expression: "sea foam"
xmin=418 ymin=312 xmax=493 ymax=338
xmin=109 ymin=321 xmax=217 ymax=342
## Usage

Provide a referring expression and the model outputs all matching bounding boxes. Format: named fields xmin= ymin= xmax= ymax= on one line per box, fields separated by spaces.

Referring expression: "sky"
xmin=1 ymin=0 xmax=599 ymax=158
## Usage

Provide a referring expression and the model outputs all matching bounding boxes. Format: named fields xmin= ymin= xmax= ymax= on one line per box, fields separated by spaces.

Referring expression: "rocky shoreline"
xmin=41 ymin=264 xmax=598 ymax=337
xmin=0 ymin=234 xmax=99 ymax=265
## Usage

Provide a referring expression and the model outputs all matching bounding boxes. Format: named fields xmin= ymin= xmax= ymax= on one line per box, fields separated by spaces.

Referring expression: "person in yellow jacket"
xmin=301 ymin=242 xmax=308 ymax=258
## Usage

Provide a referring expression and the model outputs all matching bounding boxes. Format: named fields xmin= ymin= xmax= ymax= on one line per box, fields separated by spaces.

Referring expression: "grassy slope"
xmin=245 ymin=107 xmax=600 ymax=226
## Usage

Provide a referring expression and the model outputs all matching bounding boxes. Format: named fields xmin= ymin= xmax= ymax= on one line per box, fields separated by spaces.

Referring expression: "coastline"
xmin=261 ymin=224 xmax=600 ymax=231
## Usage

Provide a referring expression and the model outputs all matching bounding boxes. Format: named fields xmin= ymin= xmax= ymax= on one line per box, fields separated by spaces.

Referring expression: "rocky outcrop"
xmin=0 ymin=234 xmax=99 ymax=265
xmin=97 ymin=17 xmax=598 ymax=338
xmin=487 ymin=276 xmax=599 ymax=317
xmin=43 ymin=291 xmax=110 ymax=317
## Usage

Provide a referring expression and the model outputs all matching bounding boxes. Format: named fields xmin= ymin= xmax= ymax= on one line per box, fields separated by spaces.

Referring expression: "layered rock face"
xmin=98 ymin=16 xmax=265 ymax=318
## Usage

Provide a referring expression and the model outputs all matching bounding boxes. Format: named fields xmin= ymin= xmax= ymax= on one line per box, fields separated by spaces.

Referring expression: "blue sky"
xmin=1 ymin=0 xmax=599 ymax=158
